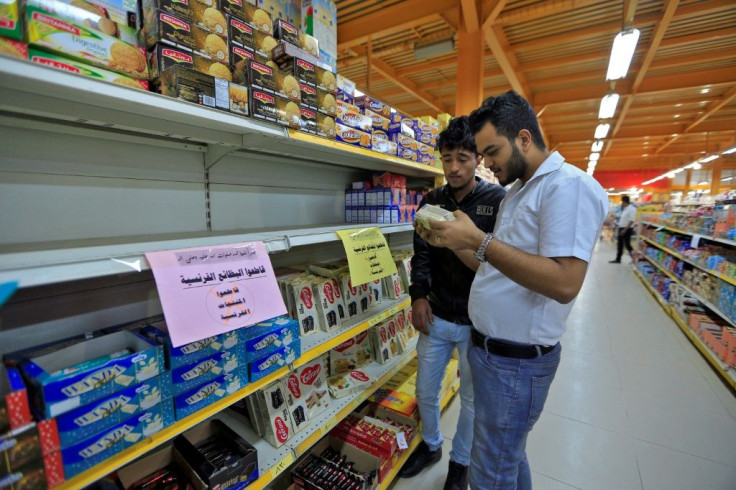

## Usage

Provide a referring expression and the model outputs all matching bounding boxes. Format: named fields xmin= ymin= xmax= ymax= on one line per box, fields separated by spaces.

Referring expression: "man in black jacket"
xmin=400 ymin=117 xmax=506 ymax=489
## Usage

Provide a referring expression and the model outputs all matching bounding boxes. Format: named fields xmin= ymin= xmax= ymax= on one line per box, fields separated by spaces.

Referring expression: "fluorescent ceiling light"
xmin=591 ymin=140 xmax=604 ymax=152
xmin=666 ymin=172 xmax=676 ymax=179
xmin=414 ymin=39 xmax=454 ymax=60
xmin=598 ymin=93 xmax=619 ymax=118
xmin=691 ymin=163 xmax=702 ymax=170
xmin=594 ymin=123 xmax=610 ymax=139
xmin=722 ymin=146 xmax=736 ymax=155
xmin=672 ymin=168 xmax=684 ymax=174
xmin=722 ymin=176 xmax=734 ymax=182
xmin=700 ymin=155 xmax=718 ymax=163
xmin=589 ymin=152 xmax=600 ymax=161
xmin=606 ymin=28 xmax=640 ymax=80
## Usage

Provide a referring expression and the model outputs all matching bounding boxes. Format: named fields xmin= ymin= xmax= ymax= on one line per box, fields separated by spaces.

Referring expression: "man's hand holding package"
xmin=414 ymin=210 xmax=485 ymax=252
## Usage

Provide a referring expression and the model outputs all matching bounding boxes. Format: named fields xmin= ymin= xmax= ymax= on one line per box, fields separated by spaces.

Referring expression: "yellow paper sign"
xmin=336 ymin=227 xmax=398 ymax=286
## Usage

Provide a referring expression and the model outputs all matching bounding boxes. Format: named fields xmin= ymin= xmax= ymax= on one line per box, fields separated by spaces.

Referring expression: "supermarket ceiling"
xmin=335 ymin=0 xmax=736 ymax=175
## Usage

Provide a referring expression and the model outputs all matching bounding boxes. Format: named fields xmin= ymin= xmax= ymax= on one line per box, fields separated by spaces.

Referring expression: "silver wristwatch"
xmin=474 ymin=232 xmax=494 ymax=262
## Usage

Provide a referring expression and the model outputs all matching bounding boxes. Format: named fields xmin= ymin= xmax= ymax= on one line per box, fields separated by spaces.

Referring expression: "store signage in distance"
xmin=336 ymin=227 xmax=398 ymax=287
xmin=145 ymin=242 xmax=287 ymax=347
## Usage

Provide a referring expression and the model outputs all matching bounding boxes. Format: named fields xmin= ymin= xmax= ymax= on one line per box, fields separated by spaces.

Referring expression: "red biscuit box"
xmin=1 ymin=367 xmax=32 ymax=435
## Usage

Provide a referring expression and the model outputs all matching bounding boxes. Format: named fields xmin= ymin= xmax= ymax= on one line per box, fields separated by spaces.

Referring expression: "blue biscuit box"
xmin=248 ymin=344 xmax=299 ymax=382
xmin=20 ymin=331 xmax=165 ymax=419
xmin=173 ymin=371 xmax=244 ymax=420
xmin=243 ymin=316 xmax=300 ymax=362
xmin=62 ymin=401 xmax=174 ymax=478
xmin=139 ymin=323 xmax=243 ymax=369
xmin=170 ymin=348 xmax=242 ymax=396
xmin=55 ymin=374 xmax=171 ymax=448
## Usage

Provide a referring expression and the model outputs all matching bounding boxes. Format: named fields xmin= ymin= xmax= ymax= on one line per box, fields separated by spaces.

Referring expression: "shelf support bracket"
xmin=204 ymin=144 xmax=236 ymax=170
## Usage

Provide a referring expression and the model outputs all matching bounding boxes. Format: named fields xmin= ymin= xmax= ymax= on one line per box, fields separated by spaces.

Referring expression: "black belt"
xmin=471 ymin=329 xmax=555 ymax=359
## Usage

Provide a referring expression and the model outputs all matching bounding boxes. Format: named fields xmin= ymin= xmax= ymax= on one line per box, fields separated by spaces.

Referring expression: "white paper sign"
xmin=396 ymin=431 xmax=408 ymax=450
xmin=691 ymin=235 xmax=701 ymax=249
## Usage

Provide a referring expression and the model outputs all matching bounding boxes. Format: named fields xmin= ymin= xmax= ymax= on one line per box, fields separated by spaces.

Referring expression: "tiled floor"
xmin=390 ymin=240 xmax=736 ymax=489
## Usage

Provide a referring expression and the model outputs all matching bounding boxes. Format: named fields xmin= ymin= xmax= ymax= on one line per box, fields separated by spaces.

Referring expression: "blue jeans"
xmin=416 ymin=315 xmax=474 ymax=466
xmin=468 ymin=340 xmax=562 ymax=490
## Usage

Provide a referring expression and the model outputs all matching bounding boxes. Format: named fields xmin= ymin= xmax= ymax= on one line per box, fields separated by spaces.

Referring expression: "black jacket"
xmin=409 ymin=178 xmax=506 ymax=325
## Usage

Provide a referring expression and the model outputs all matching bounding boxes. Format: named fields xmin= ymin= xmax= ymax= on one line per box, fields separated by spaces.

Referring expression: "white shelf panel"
xmin=0 ymin=223 xmax=414 ymax=288
xmin=0 ymin=58 xmax=284 ymax=147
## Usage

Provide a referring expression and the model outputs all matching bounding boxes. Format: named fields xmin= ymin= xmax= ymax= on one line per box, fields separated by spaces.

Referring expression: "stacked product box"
xmin=23 ymin=0 xmax=151 ymax=89
xmin=241 ymin=377 xmax=295 ymax=447
xmin=336 ymin=73 xmax=355 ymax=104
xmin=291 ymin=436 xmax=380 ymax=490
xmin=141 ymin=0 xmax=254 ymax=116
xmin=331 ymin=412 xmax=400 ymax=483
xmin=0 ymin=0 xmax=22 ymax=41
xmin=282 ymin=273 xmax=346 ymax=335
xmin=10 ymin=330 xmax=173 ymax=478
xmin=0 ymin=365 xmax=65 ymax=488
xmin=135 ymin=323 xmax=247 ymax=421
xmin=270 ymin=38 xmax=336 ymax=137
xmin=243 ymin=316 xmax=301 ymax=382
xmin=329 ymin=330 xmax=373 ymax=375
xmin=283 ymin=354 xmax=331 ymax=432
xmin=344 ymin=184 xmax=421 ymax=224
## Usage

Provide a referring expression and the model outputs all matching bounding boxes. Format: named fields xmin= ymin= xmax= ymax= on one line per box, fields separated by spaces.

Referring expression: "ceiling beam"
xmin=484 ymin=23 xmax=529 ymax=97
xmin=461 ymin=0 xmax=481 ymax=32
xmin=533 ymin=67 xmax=735 ymax=106
xmin=655 ymin=84 xmax=736 ymax=154
xmin=623 ymin=0 xmax=639 ymax=26
xmin=337 ymin=0 xmax=458 ymax=50
xmin=439 ymin=10 xmax=460 ymax=31
xmin=369 ymin=58 xmax=447 ymax=113
xmin=482 ymin=0 xmax=509 ymax=29
xmin=495 ymin=0 xmax=600 ymax=26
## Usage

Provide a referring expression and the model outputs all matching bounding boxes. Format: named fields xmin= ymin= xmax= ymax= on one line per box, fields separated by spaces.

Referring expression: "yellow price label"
xmin=269 ymin=453 xmax=295 ymax=479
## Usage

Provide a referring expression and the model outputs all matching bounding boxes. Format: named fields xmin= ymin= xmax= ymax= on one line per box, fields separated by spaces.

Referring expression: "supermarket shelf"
xmin=296 ymin=296 xmax=410 ymax=369
xmin=639 ymin=255 xmax=681 ymax=284
xmin=0 ymin=58 xmax=282 ymax=147
xmin=638 ymin=254 xmax=735 ymax=328
xmin=55 ymin=300 xmax=412 ymax=489
xmin=0 ymin=59 xmax=442 ymax=179
xmin=640 ymin=221 xmax=736 ymax=248
xmin=378 ymin=380 xmax=460 ymax=489
xmin=282 ymin=130 xmax=444 ymax=178
xmin=233 ymin=339 xmax=420 ymax=490
xmin=633 ymin=266 xmax=736 ymax=390
xmin=632 ymin=267 xmax=670 ymax=310
xmin=0 ymin=223 xmax=413 ymax=288
xmin=640 ymin=236 xmax=736 ymax=287
xmin=55 ymin=364 xmax=291 ymax=490
xmin=668 ymin=308 xmax=736 ymax=391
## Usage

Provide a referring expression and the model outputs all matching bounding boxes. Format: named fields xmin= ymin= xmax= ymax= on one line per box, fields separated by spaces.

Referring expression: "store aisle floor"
xmin=391 ymin=240 xmax=736 ymax=490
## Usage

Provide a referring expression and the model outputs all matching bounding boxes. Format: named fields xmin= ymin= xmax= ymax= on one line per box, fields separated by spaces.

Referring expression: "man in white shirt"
xmin=414 ymin=91 xmax=609 ymax=489
xmin=609 ymin=195 xmax=637 ymax=263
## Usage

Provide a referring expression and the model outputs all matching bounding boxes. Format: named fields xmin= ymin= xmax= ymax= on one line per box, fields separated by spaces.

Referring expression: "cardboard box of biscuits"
xmin=142 ymin=9 xmax=195 ymax=51
xmin=219 ymin=0 xmax=272 ymax=34
xmin=148 ymin=43 xmax=193 ymax=79
xmin=274 ymin=95 xmax=301 ymax=129
xmin=29 ymin=47 xmax=149 ymax=90
xmin=0 ymin=0 xmax=22 ymax=40
xmin=300 ymin=106 xmax=317 ymax=134
xmin=0 ymin=35 xmax=26 ymax=59
xmin=316 ymin=112 xmax=335 ymax=139
xmin=25 ymin=4 xmax=150 ymax=79
xmin=26 ymin=0 xmax=140 ymax=46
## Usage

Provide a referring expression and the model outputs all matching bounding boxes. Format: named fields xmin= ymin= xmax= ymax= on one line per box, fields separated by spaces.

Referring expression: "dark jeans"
xmin=616 ymin=227 xmax=633 ymax=260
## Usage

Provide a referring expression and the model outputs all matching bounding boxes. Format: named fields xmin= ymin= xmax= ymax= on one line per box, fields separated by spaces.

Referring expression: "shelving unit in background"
xmin=633 ymin=219 xmax=736 ymax=390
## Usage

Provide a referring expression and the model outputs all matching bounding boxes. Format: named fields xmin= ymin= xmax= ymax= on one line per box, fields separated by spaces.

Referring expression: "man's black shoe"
xmin=443 ymin=460 xmax=469 ymax=490
xmin=609 ymin=259 xmax=621 ymax=263
xmin=399 ymin=441 xmax=442 ymax=478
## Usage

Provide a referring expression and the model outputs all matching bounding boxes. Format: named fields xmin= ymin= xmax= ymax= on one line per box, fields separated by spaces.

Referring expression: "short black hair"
xmin=468 ymin=90 xmax=546 ymax=150
xmin=437 ymin=116 xmax=477 ymax=155
xmin=622 ymin=195 xmax=630 ymax=204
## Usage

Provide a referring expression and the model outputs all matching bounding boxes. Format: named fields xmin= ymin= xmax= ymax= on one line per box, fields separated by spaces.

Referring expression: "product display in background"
xmin=300 ymin=0 xmax=336 ymax=70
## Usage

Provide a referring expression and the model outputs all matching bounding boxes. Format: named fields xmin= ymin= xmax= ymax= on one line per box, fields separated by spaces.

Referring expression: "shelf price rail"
xmin=56 ymin=297 xmax=411 ymax=489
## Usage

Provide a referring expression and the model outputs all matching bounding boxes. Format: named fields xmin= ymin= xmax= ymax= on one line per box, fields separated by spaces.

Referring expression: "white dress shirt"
xmin=619 ymin=204 xmax=637 ymax=229
xmin=468 ymin=152 xmax=609 ymax=345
